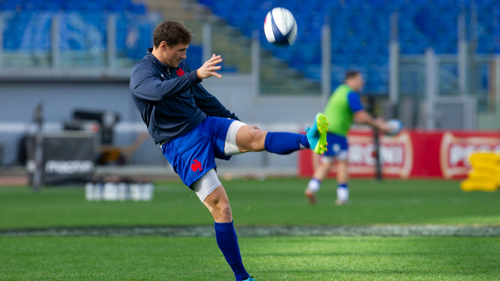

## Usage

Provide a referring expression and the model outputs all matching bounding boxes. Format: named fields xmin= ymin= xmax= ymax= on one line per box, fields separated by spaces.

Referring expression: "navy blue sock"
xmin=264 ymin=132 xmax=310 ymax=155
xmin=214 ymin=221 xmax=249 ymax=281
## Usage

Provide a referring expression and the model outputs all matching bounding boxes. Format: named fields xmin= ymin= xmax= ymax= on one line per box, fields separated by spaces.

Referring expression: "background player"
xmin=130 ymin=21 xmax=328 ymax=281
xmin=305 ymin=71 xmax=392 ymax=205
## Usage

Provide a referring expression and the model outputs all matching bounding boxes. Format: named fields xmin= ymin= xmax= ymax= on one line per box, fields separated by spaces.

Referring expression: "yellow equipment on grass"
xmin=460 ymin=152 xmax=500 ymax=192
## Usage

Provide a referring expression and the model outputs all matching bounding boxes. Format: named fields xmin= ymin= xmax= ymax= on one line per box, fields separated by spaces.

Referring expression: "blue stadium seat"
xmin=63 ymin=0 xmax=86 ymax=11
xmin=185 ymin=45 xmax=203 ymax=69
xmin=126 ymin=3 xmax=147 ymax=14
xmin=105 ymin=0 xmax=131 ymax=12
xmin=0 ymin=1 xmax=21 ymax=11
xmin=304 ymin=64 xmax=321 ymax=81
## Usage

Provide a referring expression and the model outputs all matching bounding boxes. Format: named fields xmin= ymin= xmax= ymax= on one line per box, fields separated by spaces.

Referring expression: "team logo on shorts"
xmin=191 ymin=159 xmax=203 ymax=172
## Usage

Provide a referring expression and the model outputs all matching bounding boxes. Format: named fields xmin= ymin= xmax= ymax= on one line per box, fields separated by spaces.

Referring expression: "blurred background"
xmin=0 ymin=0 xmax=499 ymax=185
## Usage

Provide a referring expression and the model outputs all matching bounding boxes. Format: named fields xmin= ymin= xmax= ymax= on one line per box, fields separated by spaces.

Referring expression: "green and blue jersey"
xmin=324 ymin=84 xmax=364 ymax=136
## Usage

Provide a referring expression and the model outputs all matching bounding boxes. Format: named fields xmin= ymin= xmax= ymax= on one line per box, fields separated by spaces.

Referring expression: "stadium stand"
xmin=0 ymin=0 xmax=147 ymax=14
xmin=1 ymin=0 xmax=498 ymax=93
xmin=1 ymin=0 xmax=153 ymax=66
xmin=198 ymin=0 xmax=500 ymax=93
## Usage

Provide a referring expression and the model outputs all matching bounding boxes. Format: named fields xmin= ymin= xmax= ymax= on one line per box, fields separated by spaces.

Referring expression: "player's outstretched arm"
xmin=354 ymin=110 xmax=391 ymax=133
xmin=130 ymin=66 xmax=200 ymax=102
xmin=197 ymin=54 xmax=223 ymax=79
xmin=347 ymin=92 xmax=393 ymax=132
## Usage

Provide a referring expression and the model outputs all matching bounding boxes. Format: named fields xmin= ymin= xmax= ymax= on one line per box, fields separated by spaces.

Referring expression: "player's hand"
xmin=375 ymin=119 xmax=392 ymax=133
xmin=197 ymin=54 xmax=222 ymax=79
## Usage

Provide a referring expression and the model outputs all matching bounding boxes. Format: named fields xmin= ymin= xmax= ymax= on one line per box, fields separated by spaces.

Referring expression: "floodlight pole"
xmin=469 ymin=1 xmax=478 ymax=97
xmin=367 ymin=96 xmax=382 ymax=181
xmin=321 ymin=15 xmax=331 ymax=101
xmin=495 ymin=4 xmax=500 ymax=116
xmin=425 ymin=48 xmax=437 ymax=129
xmin=107 ymin=14 xmax=117 ymax=69
xmin=496 ymin=56 xmax=500 ymax=117
xmin=373 ymin=127 xmax=382 ymax=181
xmin=202 ymin=23 xmax=212 ymax=63
xmin=251 ymin=30 xmax=261 ymax=97
xmin=458 ymin=8 xmax=468 ymax=96
xmin=389 ymin=11 xmax=400 ymax=118
xmin=51 ymin=14 xmax=60 ymax=69
xmin=32 ymin=103 xmax=44 ymax=192
xmin=0 ymin=13 xmax=3 ymax=69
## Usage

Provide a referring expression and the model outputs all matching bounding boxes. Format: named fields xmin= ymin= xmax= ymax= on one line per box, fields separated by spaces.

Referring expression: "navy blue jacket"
xmin=130 ymin=48 xmax=239 ymax=144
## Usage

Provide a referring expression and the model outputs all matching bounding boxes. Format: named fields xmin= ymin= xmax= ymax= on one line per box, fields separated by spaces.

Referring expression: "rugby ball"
xmin=385 ymin=119 xmax=403 ymax=136
xmin=264 ymin=7 xmax=297 ymax=46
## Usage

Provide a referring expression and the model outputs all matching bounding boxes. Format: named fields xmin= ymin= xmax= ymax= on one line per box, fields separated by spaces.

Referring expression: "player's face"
xmin=164 ymin=43 xmax=188 ymax=68
xmin=352 ymin=74 xmax=365 ymax=91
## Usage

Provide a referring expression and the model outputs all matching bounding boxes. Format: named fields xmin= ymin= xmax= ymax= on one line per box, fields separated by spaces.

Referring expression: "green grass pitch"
xmin=1 ymin=178 xmax=499 ymax=280
xmin=1 ymin=236 xmax=499 ymax=280
xmin=0 ymin=178 xmax=499 ymax=228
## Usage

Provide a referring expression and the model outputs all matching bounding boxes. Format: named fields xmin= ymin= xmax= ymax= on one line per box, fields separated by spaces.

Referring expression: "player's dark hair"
xmin=344 ymin=70 xmax=360 ymax=81
xmin=153 ymin=20 xmax=192 ymax=48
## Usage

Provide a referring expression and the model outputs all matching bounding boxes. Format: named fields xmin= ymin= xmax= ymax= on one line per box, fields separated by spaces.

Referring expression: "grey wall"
xmin=0 ymin=75 xmax=326 ymax=167
xmin=0 ymin=81 xmax=140 ymax=123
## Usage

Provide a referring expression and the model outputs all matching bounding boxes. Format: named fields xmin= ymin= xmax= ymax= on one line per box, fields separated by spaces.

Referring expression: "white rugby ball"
xmin=385 ymin=119 xmax=403 ymax=136
xmin=264 ymin=7 xmax=297 ymax=46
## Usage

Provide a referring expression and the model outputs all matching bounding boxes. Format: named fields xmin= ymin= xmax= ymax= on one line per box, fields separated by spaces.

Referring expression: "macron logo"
xmin=191 ymin=159 xmax=203 ymax=172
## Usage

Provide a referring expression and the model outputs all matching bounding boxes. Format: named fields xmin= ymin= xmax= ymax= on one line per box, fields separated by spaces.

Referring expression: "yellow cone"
xmin=460 ymin=178 xmax=497 ymax=192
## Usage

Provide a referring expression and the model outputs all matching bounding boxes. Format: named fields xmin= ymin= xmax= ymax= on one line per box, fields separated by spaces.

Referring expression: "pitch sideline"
xmin=1 ymin=225 xmax=499 ymax=237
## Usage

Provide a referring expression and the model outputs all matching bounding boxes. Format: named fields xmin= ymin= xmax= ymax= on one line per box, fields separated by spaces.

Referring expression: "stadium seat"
xmin=126 ymin=3 xmax=147 ymax=14
xmin=185 ymin=45 xmax=203 ymax=69
xmin=3 ymin=0 xmax=499 ymax=87
xmin=0 ymin=1 xmax=21 ymax=11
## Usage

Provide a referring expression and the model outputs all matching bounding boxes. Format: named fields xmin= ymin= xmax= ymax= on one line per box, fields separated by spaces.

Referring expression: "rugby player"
xmin=305 ymin=71 xmax=392 ymax=205
xmin=130 ymin=20 xmax=328 ymax=281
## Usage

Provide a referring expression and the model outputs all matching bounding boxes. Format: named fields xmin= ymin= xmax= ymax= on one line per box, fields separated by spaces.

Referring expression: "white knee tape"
xmin=224 ymin=121 xmax=246 ymax=156
xmin=321 ymin=156 xmax=335 ymax=164
xmin=192 ymin=168 xmax=221 ymax=202
xmin=337 ymin=150 xmax=348 ymax=161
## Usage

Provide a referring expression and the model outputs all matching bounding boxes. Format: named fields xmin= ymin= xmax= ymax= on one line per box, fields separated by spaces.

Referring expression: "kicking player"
xmin=305 ymin=71 xmax=392 ymax=206
xmin=129 ymin=21 xmax=328 ymax=281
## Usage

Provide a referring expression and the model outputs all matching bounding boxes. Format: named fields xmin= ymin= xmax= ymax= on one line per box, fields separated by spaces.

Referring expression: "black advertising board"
xmin=26 ymin=132 xmax=95 ymax=186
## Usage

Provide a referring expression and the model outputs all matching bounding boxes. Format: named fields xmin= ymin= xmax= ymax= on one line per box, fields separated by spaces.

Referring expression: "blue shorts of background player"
xmin=321 ymin=133 xmax=349 ymax=163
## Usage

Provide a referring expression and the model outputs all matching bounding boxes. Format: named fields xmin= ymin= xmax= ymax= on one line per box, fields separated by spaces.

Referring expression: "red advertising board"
xmin=298 ymin=130 xmax=500 ymax=179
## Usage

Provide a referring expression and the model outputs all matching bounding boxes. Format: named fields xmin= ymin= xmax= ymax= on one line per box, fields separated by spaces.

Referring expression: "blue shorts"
xmin=161 ymin=117 xmax=234 ymax=189
xmin=323 ymin=132 xmax=349 ymax=158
